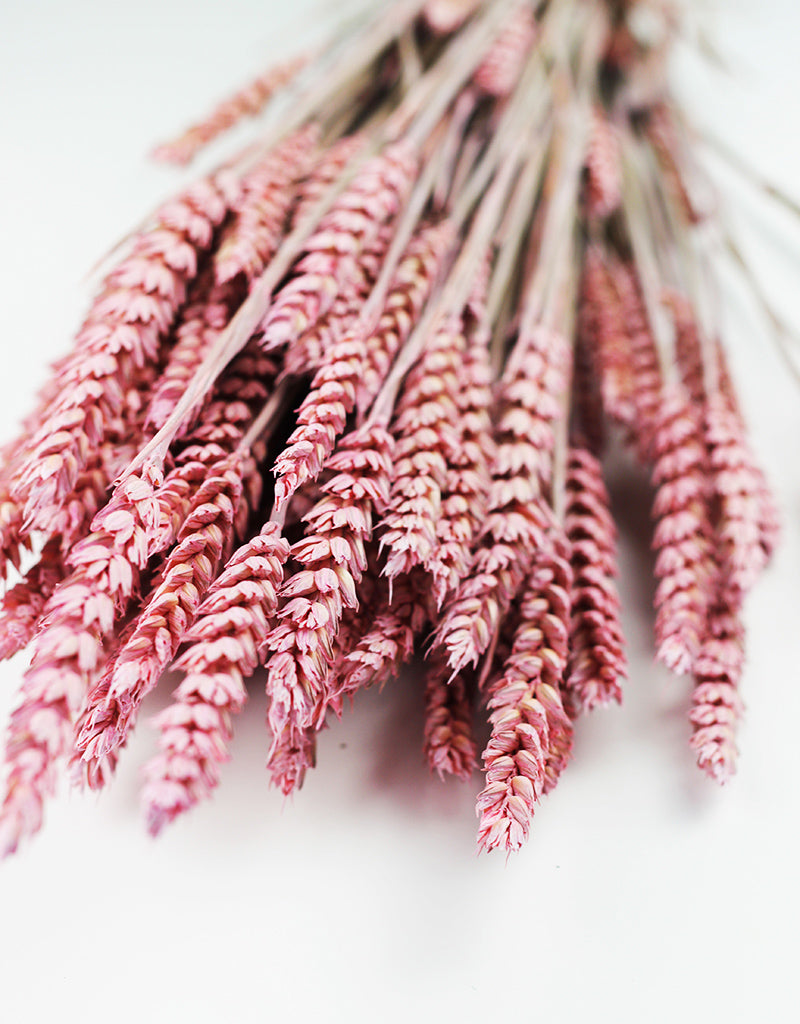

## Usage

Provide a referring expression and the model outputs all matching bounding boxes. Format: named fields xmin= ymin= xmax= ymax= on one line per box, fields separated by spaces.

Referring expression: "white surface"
xmin=0 ymin=2 xmax=798 ymax=1021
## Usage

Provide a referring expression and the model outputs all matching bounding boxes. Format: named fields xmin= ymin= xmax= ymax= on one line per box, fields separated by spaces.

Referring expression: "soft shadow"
xmin=356 ymin=660 xmax=479 ymax=821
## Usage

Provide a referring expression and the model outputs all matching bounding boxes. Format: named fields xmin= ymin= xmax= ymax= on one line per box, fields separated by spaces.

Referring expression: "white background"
xmin=0 ymin=2 xmax=798 ymax=1021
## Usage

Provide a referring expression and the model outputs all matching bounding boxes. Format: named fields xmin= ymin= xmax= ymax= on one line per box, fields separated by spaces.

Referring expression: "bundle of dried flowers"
xmin=0 ymin=0 xmax=785 ymax=857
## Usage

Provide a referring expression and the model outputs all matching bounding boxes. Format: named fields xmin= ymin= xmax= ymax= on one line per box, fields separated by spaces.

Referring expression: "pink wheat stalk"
xmin=109 ymin=343 xmax=277 ymax=564
xmin=215 ymin=125 xmax=319 ymax=285
xmin=580 ymin=245 xmax=637 ymax=432
xmin=271 ymin=221 xmax=450 ymax=511
xmin=48 ymin=447 xmax=117 ymax=551
xmin=282 ymin=222 xmax=391 ymax=378
xmin=422 ymin=652 xmax=477 ymax=781
xmin=584 ymin=105 xmax=622 ymax=219
xmin=665 ymin=295 xmax=778 ymax=585
xmin=714 ymin=346 xmax=780 ymax=566
xmin=0 ymin=388 xmax=136 ymax=573
xmin=282 ymin=284 xmax=364 ymax=379
xmin=264 ymin=719 xmax=318 ymax=798
xmin=665 ymin=292 xmax=706 ymax=409
xmin=147 ymin=146 xmax=295 ymax=430
xmin=476 ymin=542 xmax=573 ymax=855
xmin=0 ymin=480 xmax=165 ymax=853
xmin=434 ymin=326 xmax=570 ymax=675
xmin=142 ymin=523 xmax=290 ymax=834
xmin=0 ymin=394 xmax=139 ymax=576
xmin=0 ymin=487 xmax=29 ymax=578
xmin=645 ymin=102 xmax=704 ymax=226
xmin=271 ymin=329 xmax=371 ymax=511
xmin=289 ymin=134 xmax=366 ymax=229
xmin=0 ymin=424 xmax=211 ymax=839
xmin=380 ymin=314 xmax=466 ymax=579
xmin=704 ymin=391 xmax=776 ymax=596
xmin=651 ymin=386 xmax=714 ymax=675
xmin=152 ymin=55 xmax=307 ymax=165
xmin=473 ymin=4 xmax=537 ymax=97
xmin=335 ymin=570 xmax=430 ymax=701
xmin=104 ymin=338 xmax=273 ymax=563
xmin=146 ymin=271 xmax=245 ymax=431
xmin=75 ymin=454 xmax=245 ymax=781
xmin=426 ymin=302 xmax=494 ymax=607
xmin=356 ymin=220 xmax=454 ymax=415
xmin=93 ymin=460 xmax=208 ymax=583
xmin=689 ymin=586 xmax=745 ymax=784
xmin=10 ymin=173 xmax=238 ymax=529
xmin=264 ymin=426 xmax=393 ymax=788
xmin=562 ymin=446 xmax=626 ymax=714
xmin=259 ymin=143 xmax=417 ymax=350
xmin=67 ymin=616 xmax=140 ymax=791
xmin=325 ymin=552 xmax=381 ymax=713
xmin=175 ymin=341 xmax=278 ymax=466
xmin=611 ymin=258 xmax=664 ymax=462
xmin=0 ymin=539 xmax=63 ymax=662
xmin=571 ymin=326 xmax=606 ymax=457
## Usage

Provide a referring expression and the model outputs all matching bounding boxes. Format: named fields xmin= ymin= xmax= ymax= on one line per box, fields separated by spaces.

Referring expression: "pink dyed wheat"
xmin=584 ymin=106 xmax=622 ymax=219
xmin=11 ymin=174 xmax=237 ymax=529
xmin=336 ymin=570 xmax=429 ymax=700
xmin=147 ymin=272 xmax=245 ymax=431
xmin=380 ymin=314 xmax=466 ymax=579
xmin=215 ymin=125 xmax=318 ymax=285
xmin=476 ymin=543 xmax=573 ymax=854
xmin=75 ymin=455 xmax=245 ymax=780
xmin=690 ymin=589 xmax=745 ymax=783
xmin=434 ymin=326 xmax=569 ymax=675
xmin=580 ymin=246 xmax=637 ymax=432
xmin=271 ymin=222 xmax=449 ymax=510
xmin=473 ymin=5 xmax=537 ymax=96
xmin=426 ymin=305 xmax=494 ymax=607
xmin=0 ymin=483 xmax=163 ymax=854
xmin=423 ymin=652 xmax=478 ymax=781
xmin=260 ymin=143 xmax=417 ymax=350
xmin=563 ymin=446 xmax=626 ymax=713
xmin=0 ymin=539 xmax=63 ymax=662
xmin=264 ymin=425 xmax=393 ymax=791
xmin=142 ymin=523 xmax=290 ymax=834
xmin=704 ymin=392 xmax=775 ymax=596
xmin=611 ymin=258 xmax=664 ymax=462
xmin=651 ymin=387 xmax=714 ymax=675
xmin=152 ymin=55 xmax=307 ymax=165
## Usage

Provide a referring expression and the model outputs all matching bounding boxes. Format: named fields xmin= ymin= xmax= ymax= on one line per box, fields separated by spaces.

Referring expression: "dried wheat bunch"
xmin=0 ymin=0 xmax=784 ymax=857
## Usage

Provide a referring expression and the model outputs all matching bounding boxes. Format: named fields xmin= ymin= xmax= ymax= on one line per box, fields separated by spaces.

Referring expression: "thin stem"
xmin=358 ymin=118 xmax=451 ymax=329
xmin=398 ymin=24 xmax=424 ymax=92
xmin=513 ymin=96 xmax=586 ymax=347
xmin=703 ymin=132 xmax=800 ymax=221
xmin=433 ymin=86 xmax=479 ymax=210
xmin=367 ymin=127 xmax=530 ymax=426
xmin=550 ymin=259 xmax=579 ymax=526
xmin=488 ymin=120 xmax=549 ymax=320
xmin=446 ymin=133 xmax=483 ymax=215
xmin=620 ymin=140 xmax=677 ymax=385
xmin=636 ymin=132 xmax=721 ymax=397
xmin=721 ymin=231 xmax=800 ymax=387
xmin=450 ymin=57 xmax=546 ymax=226
xmin=250 ymin=0 xmax=430 ymax=159
xmin=485 ymin=118 xmax=552 ymax=371
xmin=393 ymin=0 xmax=522 ymax=150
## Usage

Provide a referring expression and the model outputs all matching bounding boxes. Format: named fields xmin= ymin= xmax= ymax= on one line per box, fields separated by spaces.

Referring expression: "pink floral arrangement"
xmin=0 ymin=0 xmax=784 ymax=857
